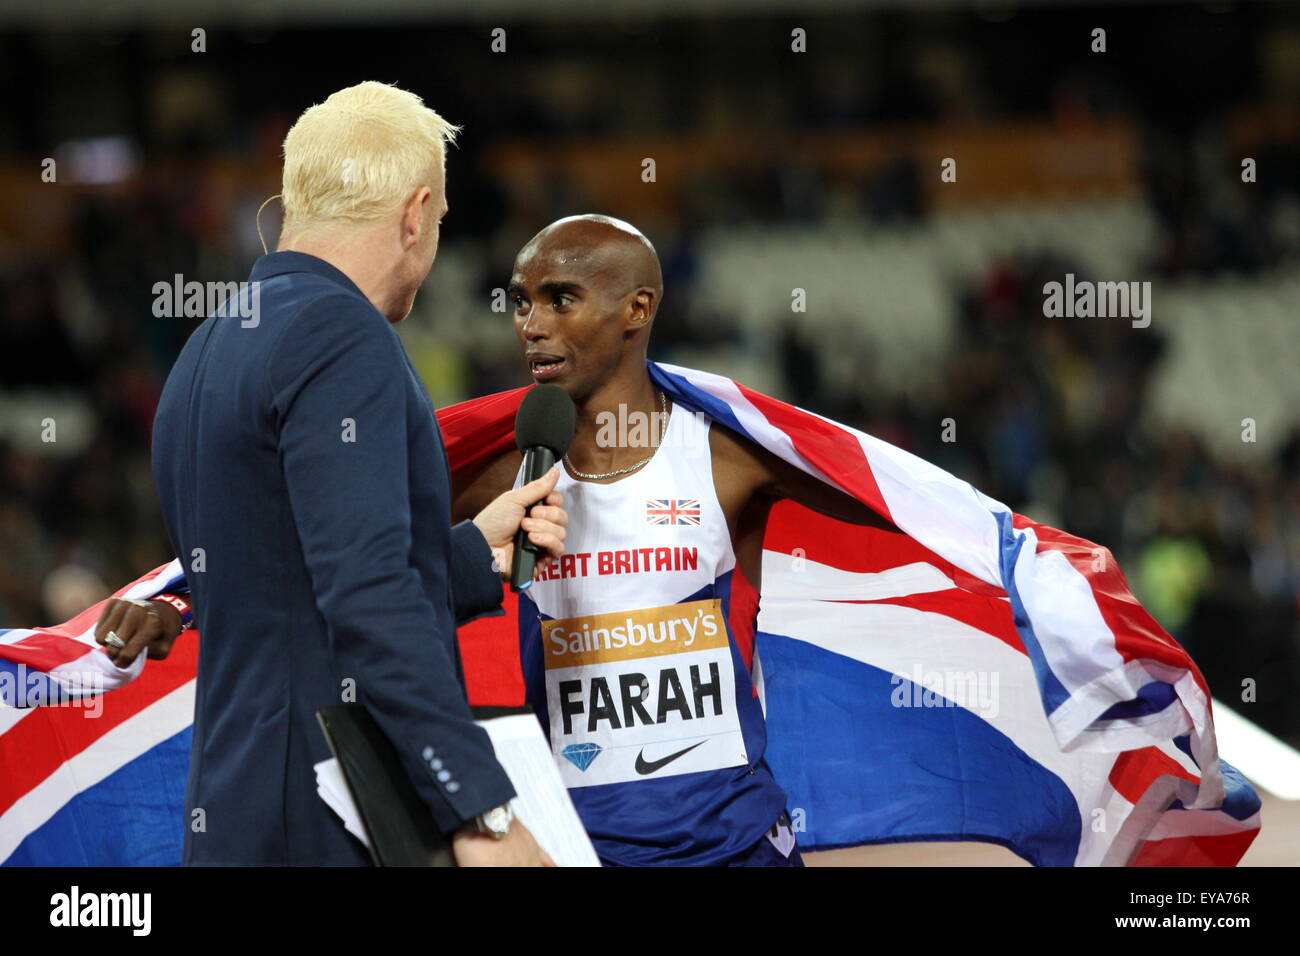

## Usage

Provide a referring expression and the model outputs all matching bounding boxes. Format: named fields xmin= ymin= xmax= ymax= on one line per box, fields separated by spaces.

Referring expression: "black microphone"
xmin=509 ymin=384 xmax=576 ymax=592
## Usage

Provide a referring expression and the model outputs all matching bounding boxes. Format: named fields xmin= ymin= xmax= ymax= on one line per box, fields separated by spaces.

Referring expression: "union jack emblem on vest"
xmin=645 ymin=498 xmax=701 ymax=525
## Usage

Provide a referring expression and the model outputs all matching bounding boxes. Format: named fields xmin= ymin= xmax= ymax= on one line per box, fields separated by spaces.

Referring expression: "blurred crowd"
xmin=1 ymin=5 xmax=1298 ymax=741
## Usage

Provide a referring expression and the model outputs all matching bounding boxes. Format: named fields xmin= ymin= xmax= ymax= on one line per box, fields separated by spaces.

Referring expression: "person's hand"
xmin=93 ymin=598 xmax=185 ymax=668
xmin=472 ymin=466 xmax=567 ymax=579
xmin=452 ymin=819 xmax=557 ymax=867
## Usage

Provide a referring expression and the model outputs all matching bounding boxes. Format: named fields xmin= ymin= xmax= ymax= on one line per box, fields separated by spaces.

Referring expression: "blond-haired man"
xmin=151 ymin=82 xmax=567 ymax=865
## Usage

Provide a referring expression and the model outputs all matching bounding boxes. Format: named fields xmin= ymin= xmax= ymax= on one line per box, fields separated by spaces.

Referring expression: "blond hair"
xmin=280 ymin=81 xmax=458 ymax=236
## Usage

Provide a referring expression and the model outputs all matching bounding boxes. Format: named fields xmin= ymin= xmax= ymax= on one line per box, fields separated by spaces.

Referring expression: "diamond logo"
xmin=560 ymin=742 xmax=602 ymax=772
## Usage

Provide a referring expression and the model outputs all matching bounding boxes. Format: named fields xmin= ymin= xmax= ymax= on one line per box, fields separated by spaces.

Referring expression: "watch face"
xmin=484 ymin=805 xmax=512 ymax=836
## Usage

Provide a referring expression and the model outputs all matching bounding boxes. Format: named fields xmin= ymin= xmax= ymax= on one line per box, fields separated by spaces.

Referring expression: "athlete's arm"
xmin=709 ymin=424 xmax=897 ymax=531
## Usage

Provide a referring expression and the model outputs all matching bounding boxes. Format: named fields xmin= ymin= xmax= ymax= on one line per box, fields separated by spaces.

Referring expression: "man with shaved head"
xmin=453 ymin=214 xmax=895 ymax=866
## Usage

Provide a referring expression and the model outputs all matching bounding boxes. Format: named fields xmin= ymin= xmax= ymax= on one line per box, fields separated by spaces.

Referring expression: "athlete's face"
xmin=509 ymin=243 xmax=631 ymax=399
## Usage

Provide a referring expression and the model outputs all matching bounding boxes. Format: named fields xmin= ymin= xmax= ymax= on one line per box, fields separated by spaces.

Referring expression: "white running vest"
xmin=515 ymin=404 xmax=751 ymax=789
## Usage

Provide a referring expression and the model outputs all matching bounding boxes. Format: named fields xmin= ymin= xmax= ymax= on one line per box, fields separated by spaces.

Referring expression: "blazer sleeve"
xmin=268 ymin=294 xmax=514 ymax=834
xmin=448 ymin=520 xmax=506 ymax=626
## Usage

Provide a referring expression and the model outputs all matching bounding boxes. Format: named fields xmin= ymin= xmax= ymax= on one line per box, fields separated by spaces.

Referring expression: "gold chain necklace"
xmin=564 ymin=390 xmax=669 ymax=481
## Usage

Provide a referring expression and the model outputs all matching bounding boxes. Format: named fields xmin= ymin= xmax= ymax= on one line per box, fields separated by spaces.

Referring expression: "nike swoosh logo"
xmin=634 ymin=741 xmax=705 ymax=775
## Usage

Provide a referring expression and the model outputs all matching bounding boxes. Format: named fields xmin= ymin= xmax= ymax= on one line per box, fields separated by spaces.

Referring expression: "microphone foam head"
xmin=514 ymin=384 xmax=577 ymax=457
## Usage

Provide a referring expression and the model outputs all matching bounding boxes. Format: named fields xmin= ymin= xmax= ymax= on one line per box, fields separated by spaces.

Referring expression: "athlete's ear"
xmin=626 ymin=287 xmax=656 ymax=331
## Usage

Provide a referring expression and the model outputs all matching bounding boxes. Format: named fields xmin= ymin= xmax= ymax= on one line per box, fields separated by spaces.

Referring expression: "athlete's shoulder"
xmin=480 ymin=446 xmax=524 ymax=485
xmin=706 ymin=418 xmax=773 ymax=504
xmin=707 ymin=418 xmax=766 ymax=470
xmin=450 ymin=446 xmax=523 ymax=521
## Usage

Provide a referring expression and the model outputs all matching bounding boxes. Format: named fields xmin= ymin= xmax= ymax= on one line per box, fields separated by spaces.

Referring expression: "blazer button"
xmin=447 ymin=782 xmax=461 ymax=794
xmin=422 ymin=746 xmax=435 ymax=761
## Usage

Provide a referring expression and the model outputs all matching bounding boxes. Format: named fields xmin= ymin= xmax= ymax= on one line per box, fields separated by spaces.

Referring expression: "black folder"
xmin=316 ymin=704 xmax=530 ymax=867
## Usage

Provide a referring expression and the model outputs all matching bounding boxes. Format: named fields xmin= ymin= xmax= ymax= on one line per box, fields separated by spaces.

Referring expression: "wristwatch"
xmin=476 ymin=803 xmax=513 ymax=839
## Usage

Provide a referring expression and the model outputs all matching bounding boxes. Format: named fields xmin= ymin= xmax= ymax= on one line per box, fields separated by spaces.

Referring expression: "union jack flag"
xmin=645 ymin=498 xmax=701 ymax=526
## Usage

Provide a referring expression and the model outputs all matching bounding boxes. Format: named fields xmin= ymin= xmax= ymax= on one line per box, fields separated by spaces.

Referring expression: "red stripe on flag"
xmin=726 ymin=564 xmax=759 ymax=675
xmin=1131 ymin=831 xmax=1258 ymax=867
xmin=0 ymin=633 xmax=200 ymax=819
xmin=763 ymin=501 xmax=1006 ymax=597
xmin=437 ymin=386 xmax=527 ymax=484
xmin=0 ymin=631 xmax=103 ymax=671
xmin=1104 ymin=747 xmax=1260 ymax=865
xmin=436 ymin=388 xmax=527 ymax=708
xmin=1013 ymin=515 xmax=1211 ymax=699
xmin=459 ymin=590 xmax=526 ymax=708
xmin=1107 ymin=745 xmax=1200 ymax=806
xmin=852 ymin=588 xmax=1025 ymax=655
xmin=735 ymin=384 xmax=894 ymax=526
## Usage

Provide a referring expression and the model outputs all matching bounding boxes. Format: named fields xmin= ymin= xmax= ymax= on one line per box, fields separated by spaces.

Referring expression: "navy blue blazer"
xmin=152 ymin=251 xmax=514 ymax=865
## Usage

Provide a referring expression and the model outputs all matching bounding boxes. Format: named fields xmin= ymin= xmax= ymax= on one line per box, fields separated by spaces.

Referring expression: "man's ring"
xmin=105 ymin=631 xmax=126 ymax=649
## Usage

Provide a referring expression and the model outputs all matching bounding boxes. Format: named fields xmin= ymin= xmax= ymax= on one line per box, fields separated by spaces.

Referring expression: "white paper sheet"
xmin=315 ymin=712 xmax=599 ymax=867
